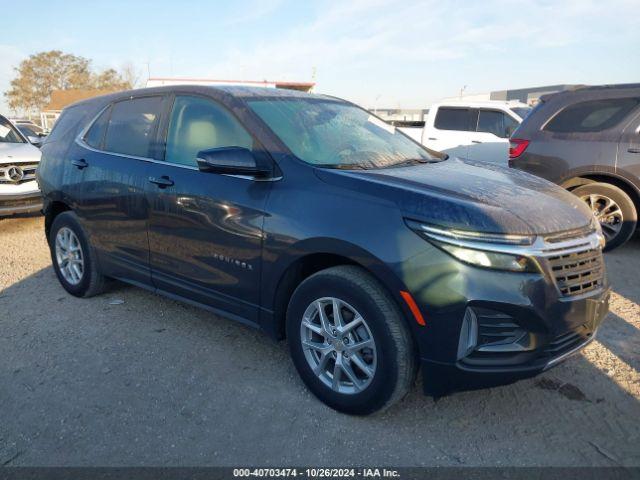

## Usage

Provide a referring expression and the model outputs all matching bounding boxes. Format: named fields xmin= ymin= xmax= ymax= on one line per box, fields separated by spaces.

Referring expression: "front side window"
xmin=103 ymin=96 xmax=163 ymax=158
xmin=248 ymin=98 xmax=435 ymax=169
xmin=476 ymin=110 xmax=519 ymax=138
xmin=545 ymin=98 xmax=640 ymax=133
xmin=0 ymin=116 xmax=25 ymax=144
xmin=165 ymin=96 xmax=253 ymax=167
xmin=434 ymin=108 xmax=472 ymax=131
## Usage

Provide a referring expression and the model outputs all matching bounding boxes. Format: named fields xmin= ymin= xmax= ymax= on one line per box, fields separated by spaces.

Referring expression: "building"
xmin=146 ymin=77 xmax=315 ymax=92
xmin=40 ymin=89 xmax=117 ymax=130
xmin=488 ymin=84 xmax=584 ymax=104
xmin=443 ymin=84 xmax=584 ymax=106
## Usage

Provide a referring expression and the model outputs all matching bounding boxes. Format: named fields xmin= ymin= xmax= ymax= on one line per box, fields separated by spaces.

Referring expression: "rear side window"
xmin=545 ymin=98 xmax=640 ymax=133
xmin=434 ymin=108 xmax=472 ymax=131
xmin=84 ymin=106 xmax=111 ymax=149
xmin=104 ymin=96 xmax=163 ymax=158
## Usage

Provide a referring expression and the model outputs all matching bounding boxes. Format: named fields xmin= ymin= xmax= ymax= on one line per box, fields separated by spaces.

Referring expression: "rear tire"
xmin=49 ymin=211 xmax=106 ymax=297
xmin=572 ymin=183 xmax=637 ymax=251
xmin=286 ymin=265 xmax=416 ymax=415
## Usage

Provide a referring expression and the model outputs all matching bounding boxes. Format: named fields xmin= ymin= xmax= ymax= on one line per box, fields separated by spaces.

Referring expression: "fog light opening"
xmin=457 ymin=308 xmax=478 ymax=360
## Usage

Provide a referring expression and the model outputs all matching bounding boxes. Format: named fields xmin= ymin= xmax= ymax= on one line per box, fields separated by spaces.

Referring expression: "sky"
xmin=1 ymin=0 xmax=639 ymax=115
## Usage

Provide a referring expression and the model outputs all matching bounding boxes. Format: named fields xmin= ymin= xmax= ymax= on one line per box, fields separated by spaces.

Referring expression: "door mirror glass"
xmin=27 ymin=135 xmax=42 ymax=146
xmin=196 ymin=147 xmax=270 ymax=177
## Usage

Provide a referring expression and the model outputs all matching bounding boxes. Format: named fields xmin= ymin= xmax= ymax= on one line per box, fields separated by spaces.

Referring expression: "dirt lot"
xmin=0 ymin=214 xmax=639 ymax=467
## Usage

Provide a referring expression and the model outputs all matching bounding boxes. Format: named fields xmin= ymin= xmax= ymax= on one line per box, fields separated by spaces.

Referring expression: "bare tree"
xmin=4 ymin=50 xmax=135 ymax=114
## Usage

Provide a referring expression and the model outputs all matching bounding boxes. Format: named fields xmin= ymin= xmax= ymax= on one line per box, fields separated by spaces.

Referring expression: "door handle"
xmin=428 ymin=137 xmax=438 ymax=140
xmin=71 ymin=159 xmax=88 ymax=169
xmin=628 ymin=148 xmax=640 ymax=154
xmin=148 ymin=176 xmax=174 ymax=188
xmin=471 ymin=140 xmax=482 ymax=144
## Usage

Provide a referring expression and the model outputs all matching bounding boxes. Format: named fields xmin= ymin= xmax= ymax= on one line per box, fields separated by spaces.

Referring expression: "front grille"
xmin=547 ymin=248 xmax=604 ymax=297
xmin=0 ymin=163 xmax=39 ymax=184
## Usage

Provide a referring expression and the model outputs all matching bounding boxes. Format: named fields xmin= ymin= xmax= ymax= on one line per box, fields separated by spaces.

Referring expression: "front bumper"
xmin=0 ymin=191 xmax=43 ymax=216
xmin=421 ymin=292 xmax=609 ymax=396
xmin=396 ymin=231 xmax=610 ymax=396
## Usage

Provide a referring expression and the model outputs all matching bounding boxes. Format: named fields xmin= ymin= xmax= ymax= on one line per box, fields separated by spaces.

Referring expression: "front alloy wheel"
xmin=287 ymin=266 xmax=416 ymax=415
xmin=300 ymin=297 xmax=377 ymax=394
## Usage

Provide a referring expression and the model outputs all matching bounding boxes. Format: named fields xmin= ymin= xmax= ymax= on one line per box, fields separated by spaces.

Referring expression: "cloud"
xmin=223 ymin=0 xmax=287 ymax=26
xmin=202 ymin=0 xmax=638 ymax=106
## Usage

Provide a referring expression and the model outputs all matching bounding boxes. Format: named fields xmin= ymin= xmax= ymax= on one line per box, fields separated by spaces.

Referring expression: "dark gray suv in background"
xmin=509 ymin=84 xmax=640 ymax=250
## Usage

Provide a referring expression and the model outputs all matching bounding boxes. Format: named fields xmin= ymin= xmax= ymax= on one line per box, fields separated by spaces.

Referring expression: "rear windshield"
xmin=545 ymin=98 xmax=640 ymax=133
xmin=511 ymin=107 xmax=532 ymax=119
xmin=0 ymin=116 xmax=25 ymax=144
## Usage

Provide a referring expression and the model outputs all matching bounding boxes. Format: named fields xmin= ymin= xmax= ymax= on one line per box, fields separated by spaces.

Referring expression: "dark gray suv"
xmin=509 ymin=84 xmax=640 ymax=250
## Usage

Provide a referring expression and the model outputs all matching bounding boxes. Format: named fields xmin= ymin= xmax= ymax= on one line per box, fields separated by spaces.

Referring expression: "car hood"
xmin=315 ymin=158 xmax=593 ymax=236
xmin=0 ymin=142 xmax=41 ymax=164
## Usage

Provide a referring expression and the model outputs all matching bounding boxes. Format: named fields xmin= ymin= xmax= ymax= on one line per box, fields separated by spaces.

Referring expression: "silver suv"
xmin=0 ymin=114 xmax=42 ymax=216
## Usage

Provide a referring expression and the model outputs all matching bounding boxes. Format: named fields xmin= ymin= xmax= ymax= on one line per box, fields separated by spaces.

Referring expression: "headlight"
xmin=406 ymin=220 xmax=540 ymax=273
xmin=436 ymin=243 xmax=538 ymax=272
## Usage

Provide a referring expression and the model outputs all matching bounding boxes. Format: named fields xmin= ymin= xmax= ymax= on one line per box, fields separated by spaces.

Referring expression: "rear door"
xmin=424 ymin=107 xmax=474 ymax=159
xmin=72 ymin=95 xmax=166 ymax=285
xmin=145 ymin=94 xmax=273 ymax=325
xmin=617 ymin=108 xmax=640 ymax=185
xmin=466 ymin=109 xmax=520 ymax=165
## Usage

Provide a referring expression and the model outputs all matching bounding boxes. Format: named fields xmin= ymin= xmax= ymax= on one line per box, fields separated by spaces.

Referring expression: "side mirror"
xmin=196 ymin=147 xmax=271 ymax=177
xmin=27 ymin=135 xmax=42 ymax=147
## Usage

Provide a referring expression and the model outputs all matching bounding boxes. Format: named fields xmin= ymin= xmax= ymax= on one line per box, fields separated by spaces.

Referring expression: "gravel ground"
xmin=0 ymin=214 xmax=639 ymax=467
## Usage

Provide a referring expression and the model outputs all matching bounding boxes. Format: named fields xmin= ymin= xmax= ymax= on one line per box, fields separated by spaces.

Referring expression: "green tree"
xmin=4 ymin=50 xmax=134 ymax=114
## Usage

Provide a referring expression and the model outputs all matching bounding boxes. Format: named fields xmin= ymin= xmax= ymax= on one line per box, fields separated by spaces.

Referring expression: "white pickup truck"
xmin=403 ymin=101 xmax=531 ymax=165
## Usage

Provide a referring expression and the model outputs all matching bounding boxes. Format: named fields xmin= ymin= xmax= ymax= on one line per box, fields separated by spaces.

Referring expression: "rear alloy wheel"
xmin=49 ymin=211 xmax=107 ymax=297
xmin=55 ymin=227 xmax=85 ymax=285
xmin=287 ymin=266 xmax=416 ymax=415
xmin=573 ymin=182 xmax=637 ymax=251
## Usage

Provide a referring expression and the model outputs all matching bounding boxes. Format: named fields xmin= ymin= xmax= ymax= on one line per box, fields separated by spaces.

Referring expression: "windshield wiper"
xmin=314 ymin=163 xmax=369 ymax=170
xmin=383 ymin=158 xmax=435 ymax=169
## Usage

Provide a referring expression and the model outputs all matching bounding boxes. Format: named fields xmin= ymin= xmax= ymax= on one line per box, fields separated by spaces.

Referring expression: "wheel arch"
xmin=263 ymin=240 xmax=417 ymax=342
xmin=43 ymin=199 xmax=72 ymax=241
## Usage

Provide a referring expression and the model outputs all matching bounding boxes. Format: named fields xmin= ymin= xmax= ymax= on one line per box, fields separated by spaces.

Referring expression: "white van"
xmin=422 ymin=101 xmax=531 ymax=165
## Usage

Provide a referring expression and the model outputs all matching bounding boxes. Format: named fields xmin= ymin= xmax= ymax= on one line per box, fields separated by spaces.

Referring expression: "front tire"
xmin=286 ymin=266 xmax=416 ymax=415
xmin=572 ymin=182 xmax=637 ymax=251
xmin=49 ymin=211 xmax=106 ymax=297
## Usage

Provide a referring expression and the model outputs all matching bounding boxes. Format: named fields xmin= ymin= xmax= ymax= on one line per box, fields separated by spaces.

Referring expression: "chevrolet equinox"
xmin=37 ymin=86 xmax=610 ymax=415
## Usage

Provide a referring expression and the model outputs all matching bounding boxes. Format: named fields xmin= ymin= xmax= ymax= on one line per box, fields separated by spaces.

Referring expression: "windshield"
xmin=512 ymin=107 xmax=532 ymax=119
xmin=0 ymin=117 xmax=26 ymax=144
xmin=247 ymin=98 xmax=437 ymax=169
xmin=17 ymin=124 xmax=43 ymax=136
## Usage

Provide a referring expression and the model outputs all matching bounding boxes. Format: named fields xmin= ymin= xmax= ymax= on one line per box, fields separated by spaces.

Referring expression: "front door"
xmin=617 ymin=109 xmax=640 ymax=182
xmin=145 ymin=94 xmax=273 ymax=325
xmin=466 ymin=109 xmax=519 ymax=165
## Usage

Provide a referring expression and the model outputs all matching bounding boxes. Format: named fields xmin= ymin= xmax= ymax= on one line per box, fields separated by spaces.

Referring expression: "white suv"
xmin=422 ymin=101 xmax=531 ymax=165
xmin=0 ymin=114 xmax=42 ymax=216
